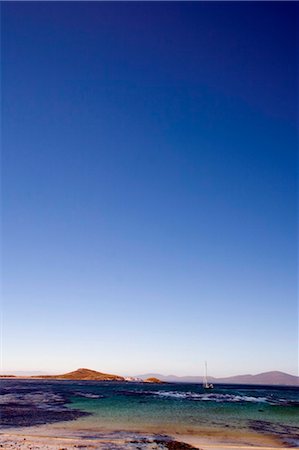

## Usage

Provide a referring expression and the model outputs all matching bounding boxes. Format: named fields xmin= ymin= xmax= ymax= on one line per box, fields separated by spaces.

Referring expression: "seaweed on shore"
xmin=129 ymin=436 xmax=199 ymax=450
xmin=0 ymin=403 xmax=90 ymax=428
xmin=153 ymin=439 xmax=199 ymax=449
xmin=249 ymin=420 xmax=299 ymax=448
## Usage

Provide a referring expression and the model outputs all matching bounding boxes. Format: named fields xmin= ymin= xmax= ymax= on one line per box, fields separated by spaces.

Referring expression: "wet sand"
xmin=0 ymin=427 xmax=292 ymax=450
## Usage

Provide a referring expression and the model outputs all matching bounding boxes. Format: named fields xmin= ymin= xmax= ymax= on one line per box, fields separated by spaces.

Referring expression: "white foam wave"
xmin=73 ymin=392 xmax=104 ymax=399
xmin=154 ymin=391 xmax=270 ymax=403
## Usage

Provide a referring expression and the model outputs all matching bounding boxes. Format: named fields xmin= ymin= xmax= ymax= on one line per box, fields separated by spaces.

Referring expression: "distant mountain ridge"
xmin=137 ymin=371 xmax=299 ymax=386
xmin=1 ymin=368 xmax=298 ymax=386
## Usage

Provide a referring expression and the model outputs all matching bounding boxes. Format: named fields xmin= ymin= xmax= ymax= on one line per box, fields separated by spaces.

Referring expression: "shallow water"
xmin=1 ymin=380 xmax=298 ymax=447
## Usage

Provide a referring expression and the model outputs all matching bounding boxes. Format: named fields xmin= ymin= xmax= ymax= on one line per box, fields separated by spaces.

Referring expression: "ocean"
xmin=1 ymin=380 xmax=298 ymax=447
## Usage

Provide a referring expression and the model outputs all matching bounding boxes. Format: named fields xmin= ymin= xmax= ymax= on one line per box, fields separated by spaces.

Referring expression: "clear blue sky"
xmin=2 ymin=2 xmax=298 ymax=377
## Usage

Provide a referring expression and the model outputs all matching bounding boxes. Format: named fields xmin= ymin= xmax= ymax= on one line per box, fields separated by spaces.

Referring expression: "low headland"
xmin=0 ymin=368 xmax=165 ymax=383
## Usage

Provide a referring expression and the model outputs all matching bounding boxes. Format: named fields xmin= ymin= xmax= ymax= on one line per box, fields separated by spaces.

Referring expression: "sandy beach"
xmin=0 ymin=434 xmax=292 ymax=450
xmin=0 ymin=427 xmax=293 ymax=450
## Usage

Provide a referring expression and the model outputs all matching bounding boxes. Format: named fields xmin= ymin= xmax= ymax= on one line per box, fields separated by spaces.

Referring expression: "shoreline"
xmin=0 ymin=430 xmax=292 ymax=450
xmin=0 ymin=423 xmax=292 ymax=450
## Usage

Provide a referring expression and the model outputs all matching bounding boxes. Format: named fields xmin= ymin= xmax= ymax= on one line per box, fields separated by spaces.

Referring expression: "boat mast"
xmin=205 ymin=361 xmax=208 ymax=387
xmin=203 ymin=361 xmax=213 ymax=389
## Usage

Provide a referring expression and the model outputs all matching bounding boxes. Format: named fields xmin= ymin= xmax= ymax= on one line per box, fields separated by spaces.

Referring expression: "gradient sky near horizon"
xmin=2 ymin=1 xmax=298 ymax=377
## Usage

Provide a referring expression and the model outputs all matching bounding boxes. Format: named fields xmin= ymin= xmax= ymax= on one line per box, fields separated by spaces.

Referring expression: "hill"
xmin=37 ymin=368 xmax=125 ymax=381
xmin=218 ymin=371 xmax=299 ymax=386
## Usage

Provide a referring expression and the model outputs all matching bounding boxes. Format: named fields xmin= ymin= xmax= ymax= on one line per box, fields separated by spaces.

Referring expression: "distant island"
xmin=144 ymin=377 xmax=163 ymax=384
xmin=0 ymin=368 xmax=298 ymax=386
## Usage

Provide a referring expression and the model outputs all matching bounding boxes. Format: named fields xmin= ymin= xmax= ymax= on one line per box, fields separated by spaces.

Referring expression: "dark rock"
xmin=0 ymin=403 xmax=90 ymax=427
xmin=153 ymin=439 xmax=199 ymax=449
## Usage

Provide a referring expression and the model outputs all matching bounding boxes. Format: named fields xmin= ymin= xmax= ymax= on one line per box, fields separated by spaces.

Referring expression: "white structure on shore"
xmin=124 ymin=376 xmax=143 ymax=382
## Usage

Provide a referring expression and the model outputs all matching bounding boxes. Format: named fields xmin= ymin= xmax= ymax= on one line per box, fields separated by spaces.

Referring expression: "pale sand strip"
xmin=0 ymin=433 xmax=295 ymax=450
xmin=175 ymin=437 xmax=293 ymax=450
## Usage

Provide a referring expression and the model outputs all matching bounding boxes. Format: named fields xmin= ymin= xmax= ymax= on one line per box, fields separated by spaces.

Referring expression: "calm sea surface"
xmin=1 ymin=380 xmax=298 ymax=446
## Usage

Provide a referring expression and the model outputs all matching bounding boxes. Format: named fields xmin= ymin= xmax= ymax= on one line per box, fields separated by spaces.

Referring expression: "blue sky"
xmin=1 ymin=2 xmax=298 ymax=376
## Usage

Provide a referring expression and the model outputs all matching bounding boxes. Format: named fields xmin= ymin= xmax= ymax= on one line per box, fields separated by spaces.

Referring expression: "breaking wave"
xmin=73 ymin=392 xmax=104 ymax=399
xmin=153 ymin=391 xmax=294 ymax=405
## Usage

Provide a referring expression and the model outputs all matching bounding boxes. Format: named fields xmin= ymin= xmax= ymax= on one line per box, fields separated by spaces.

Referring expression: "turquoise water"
xmin=67 ymin=382 xmax=299 ymax=445
xmin=1 ymin=380 xmax=298 ymax=446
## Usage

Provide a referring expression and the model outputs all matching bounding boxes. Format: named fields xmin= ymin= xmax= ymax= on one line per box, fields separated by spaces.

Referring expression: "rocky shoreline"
xmin=0 ymin=433 xmax=199 ymax=450
xmin=0 ymin=387 xmax=90 ymax=428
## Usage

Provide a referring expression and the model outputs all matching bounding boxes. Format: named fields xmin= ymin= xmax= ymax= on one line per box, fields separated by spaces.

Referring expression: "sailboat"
xmin=203 ymin=361 xmax=213 ymax=389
